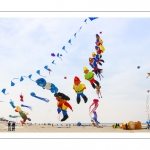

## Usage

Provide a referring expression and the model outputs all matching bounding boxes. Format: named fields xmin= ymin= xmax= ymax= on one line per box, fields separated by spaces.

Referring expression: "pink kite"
xmin=89 ymin=99 xmax=99 ymax=117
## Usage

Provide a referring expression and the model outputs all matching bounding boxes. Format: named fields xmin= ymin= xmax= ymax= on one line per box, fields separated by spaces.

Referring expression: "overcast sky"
xmin=0 ymin=18 xmax=150 ymax=124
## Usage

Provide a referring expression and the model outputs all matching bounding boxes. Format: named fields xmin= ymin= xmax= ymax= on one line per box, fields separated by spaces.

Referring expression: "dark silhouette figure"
xmin=8 ymin=121 xmax=11 ymax=131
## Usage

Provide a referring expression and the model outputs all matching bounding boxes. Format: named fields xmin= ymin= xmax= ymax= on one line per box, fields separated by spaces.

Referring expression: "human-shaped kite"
xmin=89 ymin=58 xmax=104 ymax=80
xmin=54 ymin=92 xmax=73 ymax=122
xmin=20 ymin=93 xmax=24 ymax=102
xmin=15 ymin=106 xmax=31 ymax=125
xmin=73 ymin=76 xmax=88 ymax=104
xmin=83 ymin=67 xmax=100 ymax=90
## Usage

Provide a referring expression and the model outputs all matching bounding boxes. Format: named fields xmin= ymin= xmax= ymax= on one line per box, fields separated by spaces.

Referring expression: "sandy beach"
xmin=0 ymin=122 xmax=150 ymax=133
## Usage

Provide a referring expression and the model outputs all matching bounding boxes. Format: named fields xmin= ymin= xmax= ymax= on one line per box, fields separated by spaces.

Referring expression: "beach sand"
xmin=0 ymin=122 xmax=150 ymax=133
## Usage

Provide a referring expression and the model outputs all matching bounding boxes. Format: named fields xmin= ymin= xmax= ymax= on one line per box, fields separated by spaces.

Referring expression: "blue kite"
xmin=35 ymin=78 xmax=58 ymax=93
xmin=79 ymin=26 xmax=82 ymax=31
xmin=21 ymin=104 xmax=32 ymax=111
xmin=74 ymin=33 xmax=77 ymax=38
xmin=30 ymin=92 xmax=50 ymax=103
xmin=44 ymin=65 xmax=52 ymax=74
xmin=57 ymin=53 xmax=62 ymax=60
xmin=1 ymin=88 xmax=9 ymax=95
xmin=68 ymin=39 xmax=72 ymax=45
xmin=36 ymin=70 xmax=46 ymax=77
xmin=88 ymin=17 xmax=98 ymax=21
xmin=62 ymin=46 xmax=67 ymax=53
xmin=10 ymin=100 xmax=15 ymax=108
xmin=11 ymin=81 xmax=15 ymax=86
xmin=84 ymin=19 xmax=87 ymax=24
xmin=52 ymin=60 xmax=56 ymax=65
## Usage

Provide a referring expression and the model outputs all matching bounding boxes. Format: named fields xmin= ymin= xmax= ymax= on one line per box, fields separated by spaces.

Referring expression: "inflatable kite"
xmin=10 ymin=100 xmax=15 ymax=108
xmin=89 ymin=58 xmax=104 ymax=81
xmin=36 ymin=78 xmax=58 ymax=93
xmin=89 ymin=99 xmax=99 ymax=116
xmin=20 ymin=93 xmax=24 ymax=102
xmin=21 ymin=104 xmax=32 ymax=111
xmin=15 ymin=106 xmax=31 ymax=125
xmin=30 ymin=92 xmax=50 ymax=103
xmin=92 ymin=52 xmax=104 ymax=65
xmin=54 ymin=92 xmax=73 ymax=122
xmin=73 ymin=76 xmax=88 ymax=104
xmin=92 ymin=111 xmax=100 ymax=126
xmin=83 ymin=67 xmax=100 ymax=90
xmin=9 ymin=115 xmax=20 ymax=118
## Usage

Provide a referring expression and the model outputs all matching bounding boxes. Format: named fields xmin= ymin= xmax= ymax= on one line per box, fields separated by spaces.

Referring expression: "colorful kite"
xmin=1 ymin=88 xmax=9 ymax=95
xmin=89 ymin=99 xmax=99 ymax=117
xmin=54 ymin=92 xmax=73 ymax=122
xmin=30 ymin=92 xmax=50 ymax=103
xmin=21 ymin=104 xmax=32 ymax=111
xmin=73 ymin=76 xmax=88 ymax=104
xmin=92 ymin=111 xmax=100 ymax=126
xmin=83 ymin=67 xmax=100 ymax=89
xmin=35 ymin=78 xmax=58 ymax=93
xmin=20 ymin=93 xmax=24 ymax=102
xmin=15 ymin=106 xmax=31 ymax=125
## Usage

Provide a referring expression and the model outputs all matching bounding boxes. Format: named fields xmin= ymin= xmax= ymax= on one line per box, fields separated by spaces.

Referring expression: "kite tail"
xmin=58 ymin=113 xmax=61 ymax=121
xmin=35 ymin=95 xmax=49 ymax=102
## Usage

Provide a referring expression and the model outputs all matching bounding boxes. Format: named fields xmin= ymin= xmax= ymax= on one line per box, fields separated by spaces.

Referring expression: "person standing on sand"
xmin=12 ymin=122 xmax=15 ymax=131
xmin=8 ymin=121 xmax=11 ymax=131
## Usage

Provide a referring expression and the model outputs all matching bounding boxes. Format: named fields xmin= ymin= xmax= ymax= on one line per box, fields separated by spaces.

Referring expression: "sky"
xmin=0 ymin=17 xmax=150 ymax=124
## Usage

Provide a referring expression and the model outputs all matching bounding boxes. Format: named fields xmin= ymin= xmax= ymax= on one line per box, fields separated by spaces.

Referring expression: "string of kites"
xmin=1 ymin=17 xmax=100 ymax=123
xmin=1 ymin=17 xmax=98 ymax=96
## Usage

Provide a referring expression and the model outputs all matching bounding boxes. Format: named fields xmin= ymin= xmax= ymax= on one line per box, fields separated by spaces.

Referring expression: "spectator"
xmin=8 ymin=121 xmax=11 ymax=131
xmin=12 ymin=122 xmax=16 ymax=131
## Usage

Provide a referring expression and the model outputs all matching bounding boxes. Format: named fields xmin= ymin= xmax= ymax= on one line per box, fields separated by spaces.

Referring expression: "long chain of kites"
xmin=1 ymin=17 xmax=101 ymax=123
